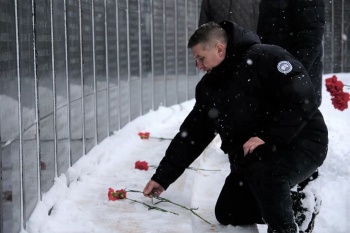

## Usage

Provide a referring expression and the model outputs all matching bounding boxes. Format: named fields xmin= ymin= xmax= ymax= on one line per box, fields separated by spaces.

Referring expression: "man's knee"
xmin=215 ymin=199 xmax=235 ymax=225
xmin=215 ymin=211 xmax=231 ymax=225
xmin=215 ymin=209 xmax=247 ymax=226
xmin=215 ymin=202 xmax=262 ymax=226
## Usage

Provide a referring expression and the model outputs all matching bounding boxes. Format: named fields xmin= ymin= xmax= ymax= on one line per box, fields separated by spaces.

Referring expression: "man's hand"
xmin=243 ymin=137 xmax=265 ymax=156
xmin=143 ymin=180 xmax=165 ymax=198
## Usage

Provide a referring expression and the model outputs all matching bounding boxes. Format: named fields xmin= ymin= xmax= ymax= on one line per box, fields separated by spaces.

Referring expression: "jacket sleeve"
xmin=198 ymin=0 xmax=210 ymax=27
xmin=151 ymin=80 xmax=217 ymax=190
xmin=289 ymin=0 xmax=325 ymax=72
xmin=255 ymin=47 xmax=318 ymax=146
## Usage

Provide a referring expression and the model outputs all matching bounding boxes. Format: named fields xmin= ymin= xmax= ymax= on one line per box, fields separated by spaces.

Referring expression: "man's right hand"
xmin=143 ymin=180 xmax=165 ymax=198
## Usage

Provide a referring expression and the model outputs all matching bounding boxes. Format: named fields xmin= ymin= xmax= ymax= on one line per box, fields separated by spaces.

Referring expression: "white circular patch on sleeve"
xmin=277 ymin=61 xmax=292 ymax=74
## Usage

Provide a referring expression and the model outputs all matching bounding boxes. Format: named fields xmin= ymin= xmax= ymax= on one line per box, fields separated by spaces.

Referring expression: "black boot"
xmin=303 ymin=192 xmax=321 ymax=233
xmin=291 ymin=190 xmax=321 ymax=233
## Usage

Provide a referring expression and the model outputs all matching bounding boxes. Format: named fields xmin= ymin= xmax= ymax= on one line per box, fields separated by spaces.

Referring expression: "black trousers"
xmin=215 ymin=141 xmax=327 ymax=232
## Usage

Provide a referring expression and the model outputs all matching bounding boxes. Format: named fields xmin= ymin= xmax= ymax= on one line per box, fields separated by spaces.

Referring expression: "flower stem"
xmin=154 ymin=196 xmax=211 ymax=225
xmin=126 ymin=197 xmax=178 ymax=215
xmin=149 ymin=137 xmax=172 ymax=140
xmin=186 ymin=167 xmax=221 ymax=172
xmin=126 ymin=189 xmax=211 ymax=224
xmin=149 ymin=165 xmax=220 ymax=172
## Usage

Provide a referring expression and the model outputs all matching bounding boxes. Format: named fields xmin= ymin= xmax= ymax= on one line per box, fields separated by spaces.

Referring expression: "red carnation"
xmin=331 ymin=92 xmax=350 ymax=111
xmin=138 ymin=132 xmax=150 ymax=139
xmin=325 ymin=75 xmax=344 ymax=96
xmin=135 ymin=160 xmax=149 ymax=171
xmin=108 ymin=188 xmax=127 ymax=201
xmin=325 ymin=75 xmax=350 ymax=111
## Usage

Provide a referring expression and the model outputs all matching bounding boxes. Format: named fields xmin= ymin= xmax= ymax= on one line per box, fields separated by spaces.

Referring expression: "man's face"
xmin=191 ymin=42 xmax=225 ymax=72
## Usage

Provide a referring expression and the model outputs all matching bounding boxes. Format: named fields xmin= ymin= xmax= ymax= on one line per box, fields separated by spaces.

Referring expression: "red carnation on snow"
xmin=325 ymin=75 xmax=344 ymax=95
xmin=105 ymin=189 xmax=211 ymax=224
xmin=138 ymin=132 xmax=150 ymax=139
xmin=137 ymin=132 xmax=172 ymax=140
xmin=325 ymin=75 xmax=350 ymax=111
xmin=331 ymin=92 xmax=350 ymax=111
xmin=108 ymin=188 xmax=127 ymax=201
xmin=135 ymin=160 xmax=149 ymax=171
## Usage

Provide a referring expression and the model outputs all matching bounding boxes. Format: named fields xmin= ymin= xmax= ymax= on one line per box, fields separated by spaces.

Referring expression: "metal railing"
xmin=0 ymin=0 xmax=199 ymax=232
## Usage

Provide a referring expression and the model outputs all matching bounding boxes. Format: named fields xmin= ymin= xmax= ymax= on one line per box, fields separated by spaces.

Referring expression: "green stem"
xmin=149 ymin=137 xmax=172 ymax=140
xmin=190 ymin=209 xmax=212 ymax=225
xmin=126 ymin=189 xmax=211 ymax=225
xmin=153 ymin=197 xmax=211 ymax=225
xmin=186 ymin=167 xmax=221 ymax=171
xmin=126 ymin=198 xmax=178 ymax=215
xmin=149 ymin=165 xmax=220 ymax=172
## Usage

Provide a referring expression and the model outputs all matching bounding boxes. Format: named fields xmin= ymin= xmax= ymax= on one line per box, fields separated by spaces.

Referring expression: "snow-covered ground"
xmin=25 ymin=73 xmax=350 ymax=233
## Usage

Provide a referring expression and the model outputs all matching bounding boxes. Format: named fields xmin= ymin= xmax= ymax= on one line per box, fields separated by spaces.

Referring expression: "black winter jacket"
xmin=257 ymin=0 xmax=325 ymax=106
xmin=152 ymin=21 xmax=328 ymax=190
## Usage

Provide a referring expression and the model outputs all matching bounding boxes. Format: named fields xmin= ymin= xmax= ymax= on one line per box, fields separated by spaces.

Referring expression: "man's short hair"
xmin=187 ymin=22 xmax=228 ymax=49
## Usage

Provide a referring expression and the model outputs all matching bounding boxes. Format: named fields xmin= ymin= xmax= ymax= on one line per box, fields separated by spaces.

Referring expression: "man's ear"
xmin=216 ymin=43 xmax=225 ymax=57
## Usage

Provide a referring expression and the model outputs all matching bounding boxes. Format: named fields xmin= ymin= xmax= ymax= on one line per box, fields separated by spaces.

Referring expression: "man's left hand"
xmin=243 ymin=137 xmax=265 ymax=156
